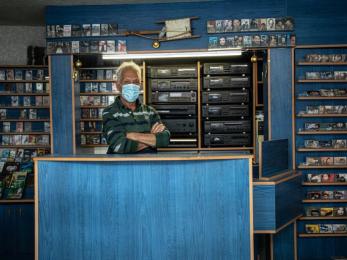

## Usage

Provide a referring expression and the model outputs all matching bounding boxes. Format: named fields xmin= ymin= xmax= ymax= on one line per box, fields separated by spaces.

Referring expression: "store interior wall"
xmin=0 ymin=26 xmax=45 ymax=65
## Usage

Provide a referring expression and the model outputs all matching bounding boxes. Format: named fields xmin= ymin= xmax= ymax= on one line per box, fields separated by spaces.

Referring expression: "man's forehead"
xmin=123 ymin=69 xmax=139 ymax=79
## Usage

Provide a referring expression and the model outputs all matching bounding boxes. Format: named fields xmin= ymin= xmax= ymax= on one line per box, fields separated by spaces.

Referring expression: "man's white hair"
xmin=116 ymin=61 xmax=142 ymax=83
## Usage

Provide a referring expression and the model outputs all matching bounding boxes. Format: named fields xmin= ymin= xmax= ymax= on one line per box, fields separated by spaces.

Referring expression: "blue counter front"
xmin=34 ymin=153 xmax=253 ymax=260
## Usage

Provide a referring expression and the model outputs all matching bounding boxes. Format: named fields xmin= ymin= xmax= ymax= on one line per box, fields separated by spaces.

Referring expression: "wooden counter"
xmin=34 ymin=153 xmax=254 ymax=260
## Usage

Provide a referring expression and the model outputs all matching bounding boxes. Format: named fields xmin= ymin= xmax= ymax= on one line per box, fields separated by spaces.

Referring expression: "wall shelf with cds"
xmin=0 ymin=65 xmax=52 ymax=152
xmin=0 ymin=63 xmax=51 ymax=240
xmin=294 ymin=45 xmax=347 ymax=244
xmin=77 ymin=66 xmax=120 ymax=149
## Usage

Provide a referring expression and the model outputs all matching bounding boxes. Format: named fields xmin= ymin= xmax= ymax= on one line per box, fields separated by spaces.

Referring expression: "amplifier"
xmin=202 ymin=104 xmax=249 ymax=117
xmin=152 ymin=104 xmax=196 ymax=117
xmin=204 ymin=120 xmax=251 ymax=133
xmin=202 ymin=90 xmax=249 ymax=104
xmin=162 ymin=119 xmax=196 ymax=133
xmin=150 ymin=78 xmax=197 ymax=91
xmin=150 ymin=91 xmax=197 ymax=103
xmin=203 ymin=63 xmax=250 ymax=75
xmin=204 ymin=133 xmax=251 ymax=147
xmin=203 ymin=76 xmax=250 ymax=89
xmin=147 ymin=66 xmax=197 ymax=78
xmin=168 ymin=138 xmax=197 ymax=148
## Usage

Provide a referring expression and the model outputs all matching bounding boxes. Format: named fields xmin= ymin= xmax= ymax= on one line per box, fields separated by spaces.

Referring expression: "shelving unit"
xmin=0 ymin=65 xmax=52 ymax=260
xmin=76 ymin=66 xmax=120 ymax=150
xmin=298 ymin=148 xmax=347 ymax=152
xmin=294 ymin=45 xmax=347 ymax=255
xmin=302 ymin=200 xmax=347 ymax=203
xmin=0 ymin=65 xmax=52 ymax=201
xmin=75 ymin=53 xmax=264 ymax=153
xmin=299 ymin=233 xmax=347 ymax=237
xmin=302 ymin=182 xmax=347 ymax=186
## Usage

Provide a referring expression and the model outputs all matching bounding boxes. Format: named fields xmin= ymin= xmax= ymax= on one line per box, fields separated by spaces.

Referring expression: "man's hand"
xmin=151 ymin=122 xmax=166 ymax=134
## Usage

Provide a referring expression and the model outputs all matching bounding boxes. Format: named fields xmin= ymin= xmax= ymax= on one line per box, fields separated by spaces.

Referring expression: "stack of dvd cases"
xmin=147 ymin=65 xmax=198 ymax=147
xmin=202 ymin=63 xmax=252 ymax=147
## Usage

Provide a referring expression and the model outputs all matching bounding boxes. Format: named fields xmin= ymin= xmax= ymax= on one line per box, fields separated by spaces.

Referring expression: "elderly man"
xmin=102 ymin=61 xmax=170 ymax=153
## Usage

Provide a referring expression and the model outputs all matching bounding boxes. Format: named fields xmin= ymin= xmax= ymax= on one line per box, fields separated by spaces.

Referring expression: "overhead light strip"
xmin=102 ymin=49 xmax=242 ymax=60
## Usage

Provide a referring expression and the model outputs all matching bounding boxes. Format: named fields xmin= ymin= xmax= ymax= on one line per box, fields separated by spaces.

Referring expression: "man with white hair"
xmin=102 ymin=61 xmax=170 ymax=153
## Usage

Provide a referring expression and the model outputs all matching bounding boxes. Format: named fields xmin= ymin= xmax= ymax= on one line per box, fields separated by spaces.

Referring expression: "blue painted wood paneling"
xmin=269 ymin=48 xmax=293 ymax=167
xmin=51 ymin=55 xmax=74 ymax=154
xmin=273 ymin=223 xmax=295 ymax=260
xmin=254 ymin=174 xmax=302 ymax=231
xmin=299 ymin=237 xmax=347 ymax=260
xmin=37 ymin=159 xmax=251 ymax=260
xmin=45 ymin=0 xmax=347 ymax=51
xmin=275 ymin=176 xmax=302 ymax=228
xmin=45 ymin=1 xmax=286 ymax=51
xmin=261 ymin=139 xmax=289 ymax=178
xmin=254 ymin=185 xmax=276 ymax=230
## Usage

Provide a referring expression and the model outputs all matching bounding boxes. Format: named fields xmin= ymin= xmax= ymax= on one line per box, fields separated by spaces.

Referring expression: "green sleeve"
xmin=149 ymin=106 xmax=171 ymax=148
xmin=102 ymin=108 xmax=138 ymax=153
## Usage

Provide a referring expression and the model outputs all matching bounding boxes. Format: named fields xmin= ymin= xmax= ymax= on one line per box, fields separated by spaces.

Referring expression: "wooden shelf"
xmin=158 ymin=147 xmax=198 ymax=151
xmin=80 ymin=118 xmax=102 ymax=122
xmin=0 ymin=119 xmax=50 ymax=122
xmin=298 ymin=80 xmax=347 ymax=83
xmin=80 ymin=144 xmax=107 ymax=147
xmin=0 ymin=132 xmax=49 ymax=135
xmin=0 ymin=93 xmax=49 ymax=96
xmin=298 ymin=165 xmax=347 ymax=169
xmin=297 ymin=114 xmax=347 ymax=118
xmin=297 ymin=131 xmax=347 ymax=135
xmin=300 ymin=216 xmax=347 ymax=220
xmin=158 ymin=147 xmax=254 ymax=151
xmin=0 ymin=65 xmax=47 ymax=68
xmin=79 ymin=67 xmax=118 ymax=70
xmin=199 ymin=147 xmax=254 ymax=151
xmin=302 ymin=182 xmax=347 ymax=186
xmin=297 ymin=62 xmax=347 ymax=66
xmin=0 ymin=106 xmax=49 ymax=109
xmin=80 ymin=105 xmax=108 ymax=108
xmin=0 ymin=145 xmax=50 ymax=148
xmin=0 ymin=199 xmax=34 ymax=204
xmin=79 ymin=80 xmax=116 ymax=83
xmin=297 ymin=96 xmax=347 ymax=100
xmin=80 ymin=92 xmax=119 ymax=96
xmin=299 ymin=233 xmax=347 ymax=238
xmin=297 ymin=148 xmax=347 ymax=152
xmin=0 ymin=80 xmax=48 ymax=83
xmin=302 ymin=200 xmax=347 ymax=203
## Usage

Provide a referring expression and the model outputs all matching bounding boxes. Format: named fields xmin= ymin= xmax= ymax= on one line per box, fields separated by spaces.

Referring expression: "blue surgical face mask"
xmin=121 ymin=83 xmax=140 ymax=103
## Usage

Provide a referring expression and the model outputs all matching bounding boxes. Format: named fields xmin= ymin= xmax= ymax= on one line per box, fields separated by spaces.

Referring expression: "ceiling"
xmin=0 ymin=0 xmax=213 ymax=26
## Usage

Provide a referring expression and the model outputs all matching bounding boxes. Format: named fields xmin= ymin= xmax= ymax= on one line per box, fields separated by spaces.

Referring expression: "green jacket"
xmin=102 ymin=97 xmax=170 ymax=154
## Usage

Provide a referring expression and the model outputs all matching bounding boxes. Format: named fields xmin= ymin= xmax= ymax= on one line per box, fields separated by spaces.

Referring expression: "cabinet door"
xmin=0 ymin=205 xmax=17 ymax=259
xmin=0 ymin=205 xmax=34 ymax=260
xmin=15 ymin=205 xmax=34 ymax=258
xmin=0 ymin=207 xmax=6 ymax=256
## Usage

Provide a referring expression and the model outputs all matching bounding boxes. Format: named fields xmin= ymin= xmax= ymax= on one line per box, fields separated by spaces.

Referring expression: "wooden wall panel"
xmin=50 ymin=55 xmax=74 ymax=154
xmin=269 ymin=48 xmax=293 ymax=166
xmin=261 ymin=139 xmax=289 ymax=178
xmin=272 ymin=223 xmax=295 ymax=260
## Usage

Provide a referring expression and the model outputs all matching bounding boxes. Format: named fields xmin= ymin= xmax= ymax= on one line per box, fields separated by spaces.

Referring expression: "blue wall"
xmin=45 ymin=0 xmax=347 ymax=52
